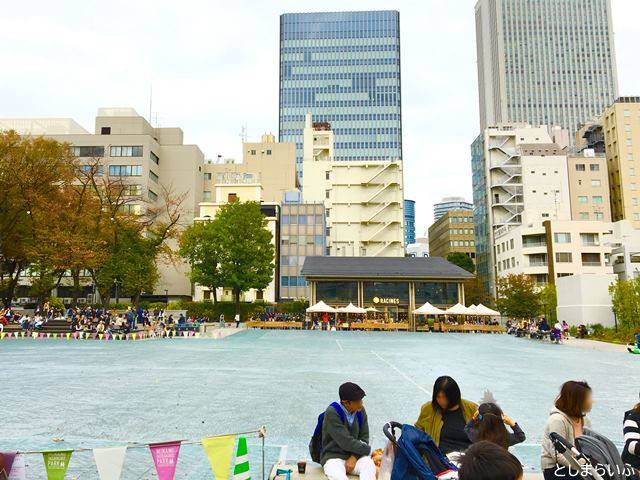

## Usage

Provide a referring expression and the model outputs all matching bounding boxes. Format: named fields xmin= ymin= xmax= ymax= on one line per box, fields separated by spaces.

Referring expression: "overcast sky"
xmin=1 ymin=0 xmax=638 ymax=233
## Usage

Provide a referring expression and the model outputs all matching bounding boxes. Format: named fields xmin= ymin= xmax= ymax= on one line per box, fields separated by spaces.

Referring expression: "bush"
xmin=168 ymin=301 xmax=267 ymax=320
xmin=276 ymin=300 xmax=309 ymax=314
xmin=48 ymin=297 xmax=65 ymax=311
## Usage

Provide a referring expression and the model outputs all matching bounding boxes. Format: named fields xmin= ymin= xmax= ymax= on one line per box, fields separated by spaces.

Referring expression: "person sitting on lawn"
xmin=321 ymin=382 xmax=376 ymax=480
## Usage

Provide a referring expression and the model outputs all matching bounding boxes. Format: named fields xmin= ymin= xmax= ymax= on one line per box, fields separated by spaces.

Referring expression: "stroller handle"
xmin=383 ymin=421 xmax=403 ymax=445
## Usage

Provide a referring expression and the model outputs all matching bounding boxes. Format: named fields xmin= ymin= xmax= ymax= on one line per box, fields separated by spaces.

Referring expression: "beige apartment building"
xmin=0 ymin=108 xmax=204 ymax=301
xmin=603 ymin=97 xmax=640 ymax=228
xmin=428 ymin=210 xmax=476 ymax=263
xmin=567 ymin=150 xmax=611 ymax=222
xmin=202 ymin=134 xmax=296 ymax=204
xmin=301 ymin=114 xmax=404 ymax=257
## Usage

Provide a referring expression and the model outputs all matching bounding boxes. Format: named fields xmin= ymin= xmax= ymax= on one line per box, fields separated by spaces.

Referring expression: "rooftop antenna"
xmin=239 ymin=124 xmax=248 ymax=143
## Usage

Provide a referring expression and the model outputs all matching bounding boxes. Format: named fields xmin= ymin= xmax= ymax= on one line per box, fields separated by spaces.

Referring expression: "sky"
xmin=1 ymin=0 xmax=639 ymax=233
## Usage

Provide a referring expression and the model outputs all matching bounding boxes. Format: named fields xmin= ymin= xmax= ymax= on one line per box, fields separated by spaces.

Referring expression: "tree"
xmin=464 ymin=277 xmax=494 ymax=307
xmin=0 ymin=131 xmax=77 ymax=306
xmin=609 ymin=277 xmax=640 ymax=332
xmin=496 ymin=274 xmax=541 ymax=320
xmin=539 ymin=283 xmax=558 ymax=323
xmin=447 ymin=252 xmax=476 ymax=273
xmin=214 ymin=201 xmax=275 ymax=316
xmin=179 ymin=221 xmax=223 ymax=304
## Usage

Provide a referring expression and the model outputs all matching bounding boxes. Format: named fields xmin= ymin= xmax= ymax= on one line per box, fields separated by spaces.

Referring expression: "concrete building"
xmin=202 ymin=134 xmax=296 ymax=204
xmin=474 ymin=0 xmax=618 ymax=139
xmin=494 ymin=220 xmax=613 ymax=286
xmin=603 ymin=97 xmax=640 ymax=228
xmin=567 ymin=150 xmax=611 ymax=222
xmin=301 ymin=114 xmax=404 ymax=257
xmin=607 ymin=220 xmax=640 ymax=281
xmin=279 ymin=10 xmax=402 ymax=177
xmin=433 ymin=197 xmax=472 ymax=222
xmin=195 ymin=183 xmax=280 ymax=303
xmin=404 ymin=199 xmax=416 ymax=246
xmin=280 ymin=197 xmax=325 ymax=300
xmin=428 ymin=210 xmax=476 ymax=263
xmin=472 ymin=124 xmax=572 ymax=292
xmin=0 ymin=108 xmax=204 ymax=301
xmin=556 ymin=274 xmax=616 ymax=328
xmin=406 ymin=237 xmax=429 ymax=258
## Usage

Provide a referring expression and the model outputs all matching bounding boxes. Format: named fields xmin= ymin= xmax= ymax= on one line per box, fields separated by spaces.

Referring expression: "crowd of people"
xmin=506 ymin=316 xmax=582 ymax=344
xmin=0 ymin=303 xmax=214 ymax=339
xmin=315 ymin=377 xmax=639 ymax=480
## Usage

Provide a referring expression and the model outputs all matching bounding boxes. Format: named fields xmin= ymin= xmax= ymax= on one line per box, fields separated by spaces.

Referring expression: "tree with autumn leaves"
xmin=0 ymin=131 xmax=184 ymax=308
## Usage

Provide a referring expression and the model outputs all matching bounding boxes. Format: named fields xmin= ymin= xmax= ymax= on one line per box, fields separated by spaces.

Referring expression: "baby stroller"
xmin=383 ymin=422 xmax=458 ymax=480
xmin=549 ymin=429 xmax=638 ymax=480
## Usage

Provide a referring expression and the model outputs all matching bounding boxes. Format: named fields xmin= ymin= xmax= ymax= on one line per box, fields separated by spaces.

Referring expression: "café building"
xmin=301 ymin=256 xmax=474 ymax=329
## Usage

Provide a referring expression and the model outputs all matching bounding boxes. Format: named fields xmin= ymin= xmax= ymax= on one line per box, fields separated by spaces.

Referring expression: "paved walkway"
xmin=563 ymin=336 xmax=628 ymax=353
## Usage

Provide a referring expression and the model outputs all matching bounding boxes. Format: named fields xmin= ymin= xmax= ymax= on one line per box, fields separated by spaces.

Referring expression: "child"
xmin=465 ymin=402 xmax=526 ymax=450
xmin=459 ymin=441 xmax=524 ymax=480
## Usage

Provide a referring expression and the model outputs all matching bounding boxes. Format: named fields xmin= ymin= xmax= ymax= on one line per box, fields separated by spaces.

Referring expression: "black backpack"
xmin=309 ymin=402 xmax=363 ymax=463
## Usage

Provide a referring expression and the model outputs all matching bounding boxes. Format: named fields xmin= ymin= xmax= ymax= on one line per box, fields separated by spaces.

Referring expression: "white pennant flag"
xmin=93 ymin=446 xmax=127 ymax=480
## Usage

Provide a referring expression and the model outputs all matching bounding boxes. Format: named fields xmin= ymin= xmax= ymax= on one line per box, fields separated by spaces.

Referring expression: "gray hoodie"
xmin=541 ymin=407 xmax=591 ymax=470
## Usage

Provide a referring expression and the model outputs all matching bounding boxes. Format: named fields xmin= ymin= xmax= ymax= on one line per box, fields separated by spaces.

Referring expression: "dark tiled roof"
xmin=301 ymin=256 xmax=474 ymax=280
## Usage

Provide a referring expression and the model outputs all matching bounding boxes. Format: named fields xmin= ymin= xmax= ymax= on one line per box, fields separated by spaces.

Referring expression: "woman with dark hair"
xmin=465 ymin=403 xmax=526 ymax=450
xmin=415 ymin=376 xmax=478 ymax=454
xmin=541 ymin=381 xmax=593 ymax=479
xmin=622 ymin=395 xmax=640 ymax=470
xmin=459 ymin=441 xmax=524 ymax=480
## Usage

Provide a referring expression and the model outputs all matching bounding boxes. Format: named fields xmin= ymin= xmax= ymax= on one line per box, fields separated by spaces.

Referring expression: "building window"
xmin=325 ymin=171 xmax=330 ymax=180
xmin=589 ymin=164 xmax=600 ymax=172
xmin=72 ymin=146 xmax=105 ymax=157
xmin=250 ymin=149 xmax=256 ymax=155
xmin=594 ymin=212 xmax=604 ymax=221
xmin=579 ymin=212 xmax=589 ymax=220
xmin=580 ymin=233 xmax=599 ymax=246
xmin=119 ymin=204 xmax=141 ymax=215
xmin=204 ymin=172 xmax=212 ymax=180
xmin=555 ymin=252 xmax=572 ymax=263
xmin=110 ymin=145 xmax=143 ymax=157
xmin=149 ymin=170 xmax=159 ymax=183
xmin=101 ymin=127 xmax=111 ymax=135
xmin=591 ymin=179 xmax=601 ymax=187
xmin=122 ymin=184 xmax=142 ymax=196
xmin=79 ymin=164 xmax=103 ymax=176
xmin=202 ymin=191 xmax=212 ymax=201
xmin=554 ymin=232 xmax=571 ymax=243
xmin=575 ymin=164 xmax=586 ymax=171
xmin=150 ymin=151 xmax=160 ymax=165
xmin=108 ymin=165 xmax=142 ymax=176
xmin=592 ymin=196 xmax=603 ymax=204
xmin=228 ymin=193 xmax=238 ymax=203
xmin=266 ymin=150 xmax=272 ymax=155
xmin=325 ymin=190 xmax=330 ymax=199
xmin=148 ymin=190 xmax=158 ymax=201
xmin=577 ymin=196 xmax=588 ymax=204
xmin=581 ymin=252 xmax=601 ymax=267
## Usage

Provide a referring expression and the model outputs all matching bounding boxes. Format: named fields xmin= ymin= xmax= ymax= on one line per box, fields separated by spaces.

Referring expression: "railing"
xmin=581 ymin=241 xmax=600 ymax=247
xmin=529 ymin=261 xmax=548 ymax=267
xmin=523 ymin=242 xmax=547 ymax=248
xmin=582 ymin=261 xmax=602 ymax=267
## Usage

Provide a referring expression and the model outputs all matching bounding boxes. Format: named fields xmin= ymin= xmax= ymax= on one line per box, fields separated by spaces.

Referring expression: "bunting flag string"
xmin=0 ymin=331 xmax=202 ymax=341
xmin=5 ymin=428 xmax=265 ymax=480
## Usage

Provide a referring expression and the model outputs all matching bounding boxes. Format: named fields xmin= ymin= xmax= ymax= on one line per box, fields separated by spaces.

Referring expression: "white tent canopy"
xmin=475 ymin=303 xmax=501 ymax=316
xmin=413 ymin=302 xmax=446 ymax=315
xmin=445 ymin=303 xmax=473 ymax=315
xmin=466 ymin=304 xmax=478 ymax=313
xmin=337 ymin=303 xmax=367 ymax=314
xmin=306 ymin=301 xmax=337 ymax=313
xmin=365 ymin=307 xmax=379 ymax=312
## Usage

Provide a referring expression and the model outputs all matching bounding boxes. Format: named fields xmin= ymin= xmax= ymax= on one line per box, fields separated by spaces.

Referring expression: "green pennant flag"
xmin=233 ymin=437 xmax=251 ymax=480
xmin=43 ymin=450 xmax=72 ymax=480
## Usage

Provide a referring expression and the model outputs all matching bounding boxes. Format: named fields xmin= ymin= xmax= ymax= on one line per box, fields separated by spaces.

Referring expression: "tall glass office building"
xmin=279 ymin=11 xmax=402 ymax=177
xmin=404 ymin=199 xmax=415 ymax=246
xmin=475 ymin=0 xmax=618 ymax=139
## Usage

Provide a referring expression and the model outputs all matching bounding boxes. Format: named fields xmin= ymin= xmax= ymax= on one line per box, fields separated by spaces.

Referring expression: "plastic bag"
xmin=378 ymin=441 xmax=395 ymax=480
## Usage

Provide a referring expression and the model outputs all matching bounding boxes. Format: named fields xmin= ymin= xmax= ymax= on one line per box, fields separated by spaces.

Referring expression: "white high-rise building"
xmin=302 ymin=114 xmax=405 ymax=257
xmin=475 ymin=0 xmax=618 ymax=138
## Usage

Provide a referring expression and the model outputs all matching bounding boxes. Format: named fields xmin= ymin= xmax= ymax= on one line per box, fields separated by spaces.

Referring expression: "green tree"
xmin=464 ymin=277 xmax=494 ymax=307
xmin=179 ymin=221 xmax=223 ymax=304
xmin=539 ymin=283 xmax=558 ymax=323
xmin=214 ymin=201 xmax=274 ymax=316
xmin=447 ymin=252 xmax=476 ymax=273
xmin=496 ymin=274 xmax=541 ymax=320
xmin=609 ymin=277 xmax=640 ymax=332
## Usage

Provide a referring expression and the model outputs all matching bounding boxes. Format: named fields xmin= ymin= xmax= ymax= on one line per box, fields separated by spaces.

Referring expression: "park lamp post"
xmin=113 ymin=278 xmax=121 ymax=306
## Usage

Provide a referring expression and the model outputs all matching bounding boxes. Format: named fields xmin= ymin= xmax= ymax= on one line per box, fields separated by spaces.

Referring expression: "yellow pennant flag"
xmin=202 ymin=435 xmax=235 ymax=480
